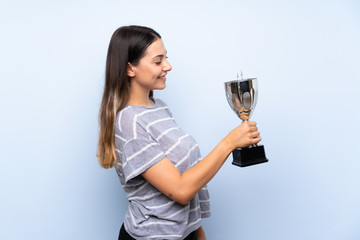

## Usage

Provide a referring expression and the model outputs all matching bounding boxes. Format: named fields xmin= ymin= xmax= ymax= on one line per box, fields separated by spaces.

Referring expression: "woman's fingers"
xmin=251 ymin=131 xmax=260 ymax=138
xmin=226 ymin=121 xmax=262 ymax=149
xmin=252 ymin=135 xmax=261 ymax=143
xmin=244 ymin=121 xmax=261 ymax=146
xmin=250 ymin=127 xmax=258 ymax=133
xmin=247 ymin=121 xmax=257 ymax=127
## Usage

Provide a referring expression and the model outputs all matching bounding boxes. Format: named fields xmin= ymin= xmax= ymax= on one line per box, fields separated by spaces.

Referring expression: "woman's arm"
xmin=196 ymin=226 xmax=206 ymax=240
xmin=141 ymin=121 xmax=261 ymax=205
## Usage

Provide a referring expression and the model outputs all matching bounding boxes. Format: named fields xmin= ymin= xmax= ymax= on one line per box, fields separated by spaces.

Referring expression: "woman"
xmin=97 ymin=25 xmax=261 ymax=240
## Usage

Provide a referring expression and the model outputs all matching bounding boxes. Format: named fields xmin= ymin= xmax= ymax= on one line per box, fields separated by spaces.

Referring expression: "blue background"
xmin=1 ymin=0 xmax=359 ymax=239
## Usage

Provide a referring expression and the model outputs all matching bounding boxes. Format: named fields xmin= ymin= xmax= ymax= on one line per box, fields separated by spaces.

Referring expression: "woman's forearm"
xmin=177 ymin=121 xmax=261 ymax=203
xmin=180 ymin=139 xmax=232 ymax=202
xmin=142 ymin=122 xmax=261 ymax=205
xmin=142 ymin=140 xmax=230 ymax=205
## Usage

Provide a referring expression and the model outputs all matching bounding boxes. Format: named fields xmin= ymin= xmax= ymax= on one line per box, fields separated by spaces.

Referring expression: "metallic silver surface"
xmin=225 ymin=78 xmax=259 ymax=148
xmin=224 ymin=78 xmax=258 ymax=121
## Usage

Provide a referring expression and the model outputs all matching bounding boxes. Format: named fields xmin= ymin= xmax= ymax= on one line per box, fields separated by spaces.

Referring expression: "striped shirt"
xmin=114 ymin=99 xmax=211 ymax=240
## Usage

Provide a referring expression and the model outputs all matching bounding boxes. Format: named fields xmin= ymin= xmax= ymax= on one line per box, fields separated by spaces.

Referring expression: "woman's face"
xmin=128 ymin=38 xmax=172 ymax=92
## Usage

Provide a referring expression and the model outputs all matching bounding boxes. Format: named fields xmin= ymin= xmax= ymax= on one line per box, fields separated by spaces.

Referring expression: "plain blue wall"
xmin=1 ymin=0 xmax=360 ymax=239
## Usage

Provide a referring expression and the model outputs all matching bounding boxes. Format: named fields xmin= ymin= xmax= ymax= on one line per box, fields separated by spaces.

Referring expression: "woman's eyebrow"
xmin=152 ymin=54 xmax=165 ymax=59
xmin=152 ymin=51 xmax=168 ymax=59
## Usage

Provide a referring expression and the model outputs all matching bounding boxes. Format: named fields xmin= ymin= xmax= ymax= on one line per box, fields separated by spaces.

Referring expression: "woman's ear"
xmin=127 ymin=63 xmax=136 ymax=77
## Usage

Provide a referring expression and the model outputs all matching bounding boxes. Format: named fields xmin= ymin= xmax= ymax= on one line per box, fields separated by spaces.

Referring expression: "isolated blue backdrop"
xmin=1 ymin=0 xmax=360 ymax=239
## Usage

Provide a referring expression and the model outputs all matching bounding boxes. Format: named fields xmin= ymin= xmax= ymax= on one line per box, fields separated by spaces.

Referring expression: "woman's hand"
xmin=223 ymin=121 xmax=261 ymax=151
xmin=196 ymin=226 xmax=206 ymax=240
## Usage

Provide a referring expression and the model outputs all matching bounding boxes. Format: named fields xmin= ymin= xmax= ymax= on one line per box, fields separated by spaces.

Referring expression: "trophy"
xmin=224 ymin=74 xmax=268 ymax=167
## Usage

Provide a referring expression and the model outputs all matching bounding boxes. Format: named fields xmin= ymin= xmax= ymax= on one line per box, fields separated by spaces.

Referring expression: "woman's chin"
xmin=154 ymin=83 xmax=166 ymax=90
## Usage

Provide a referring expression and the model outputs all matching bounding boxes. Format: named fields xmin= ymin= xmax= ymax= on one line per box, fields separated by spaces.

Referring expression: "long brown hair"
xmin=97 ymin=25 xmax=161 ymax=168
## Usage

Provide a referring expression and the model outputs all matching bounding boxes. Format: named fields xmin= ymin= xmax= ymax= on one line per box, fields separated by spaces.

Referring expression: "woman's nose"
xmin=163 ymin=59 xmax=172 ymax=72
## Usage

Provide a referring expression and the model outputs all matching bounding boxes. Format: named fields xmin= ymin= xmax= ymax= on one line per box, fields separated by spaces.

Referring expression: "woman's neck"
xmin=128 ymin=85 xmax=154 ymax=107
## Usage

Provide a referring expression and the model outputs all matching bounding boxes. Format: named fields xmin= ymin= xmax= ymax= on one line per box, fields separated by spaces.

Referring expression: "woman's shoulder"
xmin=116 ymin=99 xmax=173 ymax=134
xmin=117 ymin=99 xmax=167 ymax=119
xmin=116 ymin=105 xmax=136 ymax=122
xmin=115 ymin=106 xmax=137 ymax=136
xmin=154 ymin=98 xmax=174 ymax=117
xmin=154 ymin=98 xmax=167 ymax=107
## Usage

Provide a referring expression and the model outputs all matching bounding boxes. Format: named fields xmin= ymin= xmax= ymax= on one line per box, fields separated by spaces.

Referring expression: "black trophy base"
xmin=232 ymin=145 xmax=268 ymax=167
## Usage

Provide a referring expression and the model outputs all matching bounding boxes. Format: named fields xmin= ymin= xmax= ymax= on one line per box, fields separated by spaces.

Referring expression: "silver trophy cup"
xmin=224 ymin=78 xmax=268 ymax=167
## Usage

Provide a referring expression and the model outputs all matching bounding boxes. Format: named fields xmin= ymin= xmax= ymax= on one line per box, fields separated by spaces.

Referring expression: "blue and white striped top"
xmin=114 ymin=98 xmax=211 ymax=240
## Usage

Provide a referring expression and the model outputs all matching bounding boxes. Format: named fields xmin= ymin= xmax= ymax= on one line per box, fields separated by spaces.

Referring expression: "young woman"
xmin=97 ymin=25 xmax=261 ymax=240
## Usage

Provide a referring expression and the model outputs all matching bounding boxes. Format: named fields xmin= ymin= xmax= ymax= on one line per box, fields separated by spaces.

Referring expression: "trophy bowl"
xmin=224 ymin=78 xmax=268 ymax=167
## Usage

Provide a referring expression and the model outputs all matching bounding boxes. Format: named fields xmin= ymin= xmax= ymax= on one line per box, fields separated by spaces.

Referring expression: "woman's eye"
xmin=155 ymin=62 xmax=162 ymax=65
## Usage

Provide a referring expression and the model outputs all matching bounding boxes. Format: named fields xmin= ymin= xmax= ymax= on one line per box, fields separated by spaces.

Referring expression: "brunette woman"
xmin=97 ymin=25 xmax=261 ymax=240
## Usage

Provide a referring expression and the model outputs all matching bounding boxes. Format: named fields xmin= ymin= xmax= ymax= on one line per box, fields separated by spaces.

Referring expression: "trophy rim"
xmin=224 ymin=78 xmax=257 ymax=84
